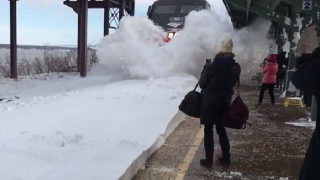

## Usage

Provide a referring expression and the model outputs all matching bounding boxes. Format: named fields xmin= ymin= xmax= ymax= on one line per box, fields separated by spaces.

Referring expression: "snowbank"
xmin=285 ymin=118 xmax=316 ymax=129
xmin=279 ymin=91 xmax=286 ymax=99
xmin=118 ymin=111 xmax=186 ymax=180
xmin=0 ymin=74 xmax=196 ymax=180
xmin=97 ymin=10 xmax=271 ymax=81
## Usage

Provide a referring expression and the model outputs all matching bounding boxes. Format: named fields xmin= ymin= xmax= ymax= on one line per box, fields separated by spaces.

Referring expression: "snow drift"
xmin=0 ymin=74 xmax=197 ymax=180
xmin=97 ymin=10 xmax=271 ymax=81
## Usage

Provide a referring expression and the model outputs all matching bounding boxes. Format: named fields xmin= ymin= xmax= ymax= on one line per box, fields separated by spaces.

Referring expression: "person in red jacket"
xmin=257 ymin=54 xmax=279 ymax=107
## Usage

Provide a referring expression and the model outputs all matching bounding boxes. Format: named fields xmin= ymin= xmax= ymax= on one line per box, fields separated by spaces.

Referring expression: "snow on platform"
xmin=285 ymin=118 xmax=316 ymax=129
xmin=0 ymin=74 xmax=197 ymax=180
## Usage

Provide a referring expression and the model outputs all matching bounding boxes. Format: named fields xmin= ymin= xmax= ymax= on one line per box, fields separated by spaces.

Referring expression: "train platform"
xmin=132 ymin=86 xmax=312 ymax=180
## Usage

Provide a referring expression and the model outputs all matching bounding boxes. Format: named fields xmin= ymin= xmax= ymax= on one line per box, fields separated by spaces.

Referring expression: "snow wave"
xmin=97 ymin=10 xmax=271 ymax=81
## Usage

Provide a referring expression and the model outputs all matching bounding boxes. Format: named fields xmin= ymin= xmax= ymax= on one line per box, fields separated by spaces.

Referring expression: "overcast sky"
xmin=0 ymin=0 xmax=226 ymax=45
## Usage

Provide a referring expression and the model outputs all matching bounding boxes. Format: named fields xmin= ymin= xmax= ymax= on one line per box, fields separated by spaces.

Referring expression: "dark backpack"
xmin=277 ymin=69 xmax=286 ymax=79
xmin=178 ymin=83 xmax=201 ymax=118
xmin=221 ymin=82 xmax=250 ymax=129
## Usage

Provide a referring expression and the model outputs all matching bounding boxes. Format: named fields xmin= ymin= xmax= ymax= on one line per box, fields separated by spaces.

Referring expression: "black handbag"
xmin=178 ymin=83 xmax=201 ymax=118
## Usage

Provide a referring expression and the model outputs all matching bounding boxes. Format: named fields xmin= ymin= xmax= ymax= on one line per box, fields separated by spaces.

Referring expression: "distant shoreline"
xmin=0 ymin=44 xmax=77 ymax=51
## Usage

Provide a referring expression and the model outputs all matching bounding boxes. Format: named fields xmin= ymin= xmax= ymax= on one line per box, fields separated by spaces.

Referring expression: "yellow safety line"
xmin=174 ymin=126 xmax=204 ymax=180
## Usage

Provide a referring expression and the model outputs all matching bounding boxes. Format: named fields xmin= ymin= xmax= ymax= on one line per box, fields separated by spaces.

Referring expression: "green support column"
xmin=284 ymin=13 xmax=300 ymax=97
xmin=311 ymin=30 xmax=320 ymax=121
xmin=311 ymin=96 xmax=317 ymax=121
xmin=277 ymin=26 xmax=284 ymax=54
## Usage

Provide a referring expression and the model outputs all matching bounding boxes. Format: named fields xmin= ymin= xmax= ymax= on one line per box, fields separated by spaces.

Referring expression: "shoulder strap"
xmin=236 ymin=79 xmax=240 ymax=96
xmin=193 ymin=83 xmax=199 ymax=91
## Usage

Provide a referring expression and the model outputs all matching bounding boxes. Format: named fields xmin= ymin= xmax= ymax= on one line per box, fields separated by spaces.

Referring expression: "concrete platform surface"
xmin=132 ymin=86 xmax=313 ymax=180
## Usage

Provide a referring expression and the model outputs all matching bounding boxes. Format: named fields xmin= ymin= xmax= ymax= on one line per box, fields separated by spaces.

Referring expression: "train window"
xmin=155 ymin=6 xmax=176 ymax=14
xmin=147 ymin=6 xmax=152 ymax=16
xmin=147 ymin=6 xmax=151 ymax=16
xmin=180 ymin=5 xmax=202 ymax=13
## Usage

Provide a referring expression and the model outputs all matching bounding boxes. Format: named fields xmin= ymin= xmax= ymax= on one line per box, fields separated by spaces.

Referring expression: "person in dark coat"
xmin=276 ymin=51 xmax=288 ymax=91
xmin=198 ymin=38 xmax=241 ymax=167
xmin=296 ymin=53 xmax=313 ymax=106
xmin=277 ymin=66 xmax=286 ymax=91
xmin=277 ymin=51 xmax=287 ymax=69
xmin=291 ymin=47 xmax=320 ymax=180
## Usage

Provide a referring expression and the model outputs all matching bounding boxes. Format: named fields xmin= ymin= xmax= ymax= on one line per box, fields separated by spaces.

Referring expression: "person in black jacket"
xmin=276 ymin=51 xmax=288 ymax=91
xmin=277 ymin=51 xmax=287 ymax=69
xmin=296 ymin=53 xmax=313 ymax=106
xmin=291 ymin=47 xmax=320 ymax=180
xmin=198 ymin=38 xmax=241 ymax=167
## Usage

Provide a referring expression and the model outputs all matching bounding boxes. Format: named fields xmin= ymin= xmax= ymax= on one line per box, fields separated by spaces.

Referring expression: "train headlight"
xmin=167 ymin=32 xmax=174 ymax=38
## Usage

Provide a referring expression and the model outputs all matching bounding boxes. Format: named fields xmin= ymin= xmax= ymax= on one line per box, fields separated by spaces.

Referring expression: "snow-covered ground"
xmin=0 ymin=70 xmax=196 ymax=180
xmin=0 ymin=48 xmax=70 ymax=61
xmin=286 ymin=117 xmax=316 ymax=129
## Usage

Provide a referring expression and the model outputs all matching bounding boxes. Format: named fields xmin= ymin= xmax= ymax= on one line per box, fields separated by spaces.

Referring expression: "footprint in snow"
xmin=170 ymin=96 xmax=177 ymax=100
xmin=20 ymin=131 xmax=28 ymax=135
xmin=5 ymin=106 xmax=13 ymax=111
xmin=74 ymin=134 xmax=84 ymax=140
xmin=119 ymin=140 xmax=138 ymax=146
xmin=96 ymin=96 xmax=104 ymax=100
xmin=56 ymin=131 xmax=65 ymax=135
xmin=31 ymin=134 xmax=45 ymax=141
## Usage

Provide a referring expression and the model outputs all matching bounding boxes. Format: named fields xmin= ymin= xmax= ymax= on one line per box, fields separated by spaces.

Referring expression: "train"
xmin=147 ymin=0 xmax=211 ymax=42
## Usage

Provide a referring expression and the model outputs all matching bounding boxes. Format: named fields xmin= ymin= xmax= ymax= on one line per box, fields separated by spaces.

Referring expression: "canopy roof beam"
xmin=227 ymin=0 xmax=287 ymax=26
xmin=269 ymin=0 xmax=282 ymax=12
xmin=246 ymin=0 xmax=252 ymax=22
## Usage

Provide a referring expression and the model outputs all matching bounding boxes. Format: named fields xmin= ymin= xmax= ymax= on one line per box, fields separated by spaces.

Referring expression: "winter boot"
xmin=201 ymin=138 xmax=214 ymax=168
xmin=200 ymin=158 xmax=213 ymax=168
xmin=218 ymin=155 xmax=231 ymax=166
xmin=255 ymin=102 xmax=262 ymax=107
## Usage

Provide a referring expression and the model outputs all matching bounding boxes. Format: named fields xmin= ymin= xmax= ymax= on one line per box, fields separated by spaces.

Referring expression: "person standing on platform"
xmin=198 ymin=38 xmax=241 ymax=167
xmin=256 ymin=54 xmax=278 ymax=107
xmin=292 ymin=47 xmax=320 ymax=180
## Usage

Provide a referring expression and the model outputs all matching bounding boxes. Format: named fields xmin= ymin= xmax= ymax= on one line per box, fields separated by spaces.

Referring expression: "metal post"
xmin=130 ymin=0 xmax=135 ymax=16
xmin=284 ymin=11 xmax=300 ymax=97
xmin=79 ymin=0 xmax=88 ymax=77
xmin=119 ymin=0 xmax=125 ymax=19
xmin=311 ymin=34 xmax=320 ymax=121
xmin=277 ymin=26 xmax=284 ymax=54
xmin=103 ymin=0 xmax=110 ymax=36
xmin=311 ymin=96 xmax=317 ymax=121
xmin=275 ymin=25 xmax=284 ymax=91
xmin=9 ymin=0 xmax=18 ymax=79
xmin=77 ymin=0 xmax=82 ymax=72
